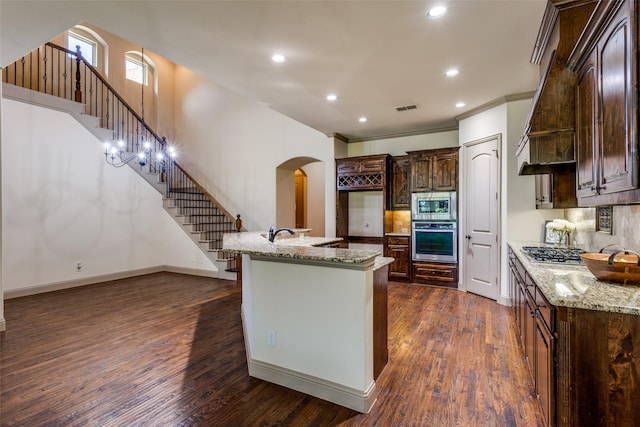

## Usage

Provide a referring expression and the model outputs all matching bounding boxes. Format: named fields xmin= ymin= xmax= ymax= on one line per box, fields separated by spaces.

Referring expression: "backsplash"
xmin=390 ymin=210 xmax=411 ymax=234
xmin=565 ymin=205 xmax=640 ymax=253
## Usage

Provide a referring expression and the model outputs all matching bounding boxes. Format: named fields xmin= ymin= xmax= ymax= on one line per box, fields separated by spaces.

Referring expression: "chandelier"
xmin=103 ymin=47 xmax=176 ymax=168
xmin=104 ymin=139 xmax=176 ymax=168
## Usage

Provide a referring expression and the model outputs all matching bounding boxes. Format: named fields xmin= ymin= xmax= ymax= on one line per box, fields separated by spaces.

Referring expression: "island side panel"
xmin=244 ymin=257 xmax=374 ymax=392
xmin=373 ymin=265 xmax=389 ymax=379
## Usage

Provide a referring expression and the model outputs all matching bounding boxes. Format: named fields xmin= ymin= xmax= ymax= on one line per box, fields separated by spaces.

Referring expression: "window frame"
xmin=125 ymin=54 xmax=148 ymax=86
xmin=67 ymin=31 xmax=97 ymax=66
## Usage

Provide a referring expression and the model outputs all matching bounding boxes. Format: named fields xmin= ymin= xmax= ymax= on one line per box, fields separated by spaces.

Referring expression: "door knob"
xmin=465 ymin=235 xmax=472 ymax=240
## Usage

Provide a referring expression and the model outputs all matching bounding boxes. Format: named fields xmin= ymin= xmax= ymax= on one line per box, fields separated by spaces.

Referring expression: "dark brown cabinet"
xmin=409 ymin=152 xmax=433 ymax=192
xmin=335 ymin=154 xmax=389 ymax=191
xmin=575 ymin=50 xmax=598 ymax=198
xmin=509 ymin=248 xmax=554 ymax=427
xmin=408 ymin=147 xmax=459 ymax=192
xmin=433 ymin=151 xmax=458 ymax=191
xmin=570 ymin=0 xmax=639 ymax=206
xmin=335 ymin=154 xmax=390 ymax=245
xmin=383 ymin=235 xmax=410 ymax=280
xmin=412 ymin=261 xmax=457 ymax=288
xmin=390 ymin=156 xmax=410 ymax=209
xmin=534 ymin=281 xmax=555 ymax=426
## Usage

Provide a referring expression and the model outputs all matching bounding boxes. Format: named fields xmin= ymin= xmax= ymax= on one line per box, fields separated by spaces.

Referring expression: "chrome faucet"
xmin=268 ymin=224 xmax=295 ymax=242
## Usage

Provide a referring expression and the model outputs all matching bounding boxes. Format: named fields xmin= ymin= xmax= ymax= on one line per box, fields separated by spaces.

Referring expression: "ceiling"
xmin=1 ymin=0 xmax=547 ymax=141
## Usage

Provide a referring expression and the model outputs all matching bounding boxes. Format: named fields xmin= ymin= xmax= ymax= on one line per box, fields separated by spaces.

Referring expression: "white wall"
xmin=276 ymin=168 xmax=296 ymax=229
xmin=348 ymin=192 xmax=384 ymax=237
xmin=458 ymin=97 xmax=562 ymax=303
xmin=0 ymin=82 xmax=4 ymax=331
xmin=173 ymin=66 xmax=335 ymax=234
xmin=347 ymin=131 xmax=459 ymax=157
xmin=301 ymin=161 xmax=325 ymax=237
xmin=1 ymin=98 xmax=214 ymax=294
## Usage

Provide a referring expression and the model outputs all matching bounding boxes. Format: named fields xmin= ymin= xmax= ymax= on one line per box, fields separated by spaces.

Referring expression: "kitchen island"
xmin=223 ymin=232 xmax=393 ymax=412
xmin=508 ymin=242 xmax=640 ymax=426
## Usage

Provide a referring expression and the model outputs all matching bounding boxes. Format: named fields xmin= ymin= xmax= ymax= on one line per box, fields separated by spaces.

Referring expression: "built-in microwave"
xmin=411 ymin=191 xmax=457 ymax=221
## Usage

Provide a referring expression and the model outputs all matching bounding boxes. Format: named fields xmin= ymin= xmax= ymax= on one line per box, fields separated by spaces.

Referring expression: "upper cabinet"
xmin=390 ymin=156 xmax=410 ymax=209
xmin=408 ymin=152 xmax=433 ymax=192
xmin=408 ymin=147 xmax=459 ymax=192
xmin=335 ymin=154 xmax=390 ymax=191
xmin=568 ymin=0 xmax=639 ymax=206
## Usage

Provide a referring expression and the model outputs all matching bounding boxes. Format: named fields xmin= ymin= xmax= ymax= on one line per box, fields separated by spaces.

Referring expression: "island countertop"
xmin=508 ymin=241 xmax=640 ymax=316
xmin=223 ymin=232 xmax=382 ymax=265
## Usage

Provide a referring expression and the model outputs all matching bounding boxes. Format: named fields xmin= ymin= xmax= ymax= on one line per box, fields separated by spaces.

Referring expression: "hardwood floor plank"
xmin=1 ymin=273 xmax=544 ymax=426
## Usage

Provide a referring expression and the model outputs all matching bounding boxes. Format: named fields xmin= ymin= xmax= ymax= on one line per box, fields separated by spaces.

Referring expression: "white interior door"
xmin=464 ymin=135 xmax=500 ymax=300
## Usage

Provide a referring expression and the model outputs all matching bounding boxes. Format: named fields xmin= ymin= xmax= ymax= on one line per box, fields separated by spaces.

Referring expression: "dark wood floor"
xmin=0 ymin=273 xmax=544 ymax=426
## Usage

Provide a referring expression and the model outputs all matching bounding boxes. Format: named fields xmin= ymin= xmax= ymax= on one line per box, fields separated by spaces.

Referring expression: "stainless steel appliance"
xmin=521 ymin=246 xmax=585 ymax=265
xmin=411 ymin=191 xmax=457 ymax=221
xmin=412 ymin=221 xmax=457 ymax=262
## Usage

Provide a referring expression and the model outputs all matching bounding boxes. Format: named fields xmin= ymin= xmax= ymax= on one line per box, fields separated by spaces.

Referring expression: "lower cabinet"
xmin=509 ymin=248 xmax=553 ymax=426
xmin=535 ymin=313 xmax=554 ymax=425
xmin=509 ymin=246 xmax=640 ymax=426
xmin=412 ymin=261 xmax=458 ymax=288
xmin=384 ymin=235 xmax=458 ymax=287
xmin=383 ymin=235 xmax=410 ymax=280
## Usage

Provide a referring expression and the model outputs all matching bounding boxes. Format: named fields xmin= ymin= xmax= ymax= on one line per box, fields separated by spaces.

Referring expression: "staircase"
xmin=2 ymin=42 xmax=241 ymax=279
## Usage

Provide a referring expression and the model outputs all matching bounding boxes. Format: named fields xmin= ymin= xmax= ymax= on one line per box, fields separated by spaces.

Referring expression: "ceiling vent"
xmin=395 ymin=104 xmax=418 ymax=112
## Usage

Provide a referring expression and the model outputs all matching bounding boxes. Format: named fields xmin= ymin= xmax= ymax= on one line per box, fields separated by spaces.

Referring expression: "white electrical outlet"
xmin=267 ymin=329 xmax=276 ymax=346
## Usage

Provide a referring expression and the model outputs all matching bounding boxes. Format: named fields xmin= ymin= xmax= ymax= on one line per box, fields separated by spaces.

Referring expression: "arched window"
xmin=66 ymin=25 xmax=108 ymax=76
xmin=125 ymin=54 xmax=147 ymax=85
xmin=124 ymin=51 xmax=158 ymax=95
xmin=68 ymin=31 xmax=96 ymax=65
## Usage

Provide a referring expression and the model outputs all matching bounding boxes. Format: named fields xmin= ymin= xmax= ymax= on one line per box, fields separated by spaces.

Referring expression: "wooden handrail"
xmin=46 ymin=42 xmax=165 ymax=148
xmin=8 ymin=42 xmax=242 ymax=231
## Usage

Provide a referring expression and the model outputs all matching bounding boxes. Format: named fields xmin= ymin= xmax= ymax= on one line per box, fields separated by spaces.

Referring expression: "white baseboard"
xmin=162 ymin=265 xmax=219 ymax=278
xmin=0 ymin=318 xmax=6 ymax=332
xmin=248 ymin=358 xmax=377 ymax=413
xmin=3 ymin=265 xmax=221 ymax=299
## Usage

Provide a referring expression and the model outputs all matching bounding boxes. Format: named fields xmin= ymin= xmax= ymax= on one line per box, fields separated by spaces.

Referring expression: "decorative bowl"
xmin=581 ymin=248 xmax=640 ymax=285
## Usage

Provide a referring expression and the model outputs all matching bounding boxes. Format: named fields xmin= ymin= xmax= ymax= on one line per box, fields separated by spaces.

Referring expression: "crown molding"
xmin=455 ymin=92 xmax=535 ymax=122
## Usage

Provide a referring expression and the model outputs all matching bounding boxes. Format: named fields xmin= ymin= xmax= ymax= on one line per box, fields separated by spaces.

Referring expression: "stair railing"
xmin=3 ymin=42 xmax=170 ymax=175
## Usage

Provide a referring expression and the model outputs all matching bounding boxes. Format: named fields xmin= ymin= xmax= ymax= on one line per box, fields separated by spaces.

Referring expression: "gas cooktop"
xmin=521 ymin=246 xmax=586 ymax=265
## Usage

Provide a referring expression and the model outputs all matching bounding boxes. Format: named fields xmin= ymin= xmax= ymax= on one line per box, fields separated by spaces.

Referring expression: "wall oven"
xmin=412 ymin=221 xmax=457 ymax=263
xmin=411 ymin=191 xmax=457 ymax=221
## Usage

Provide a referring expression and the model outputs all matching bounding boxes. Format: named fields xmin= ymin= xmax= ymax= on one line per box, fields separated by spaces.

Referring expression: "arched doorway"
xmin=294 ymin=169 xmax=307 ymax=228
xmin=276 ymin=157 xmax=325 ymax=236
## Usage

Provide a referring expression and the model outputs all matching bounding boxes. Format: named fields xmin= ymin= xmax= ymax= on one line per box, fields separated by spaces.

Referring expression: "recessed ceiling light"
xmin=326 ymin=94 xmax=338 ymax=102
xmin=271 ymin=54 xmax=286 ymax=63
xmin=445 ymin=68 xmax=459 ymax=77
xmin=358 ymin=116 xmax=368 ymax=123
xmin=427 ymin=5 xmax=447 ymax=19
xmin=455 ymin=102 xmax=466 ymax=108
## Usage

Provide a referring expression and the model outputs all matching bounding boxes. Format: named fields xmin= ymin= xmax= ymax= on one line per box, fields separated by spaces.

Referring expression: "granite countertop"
xmin=385 ymin=232 xmax=410 ymax=237
xmin=508 ymin=241 xmax=640 ymax=316
xmin=223 ymin=232 xmax=382 ymax=264
xmin=374 ymin=256 xmax=394 ymax=270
